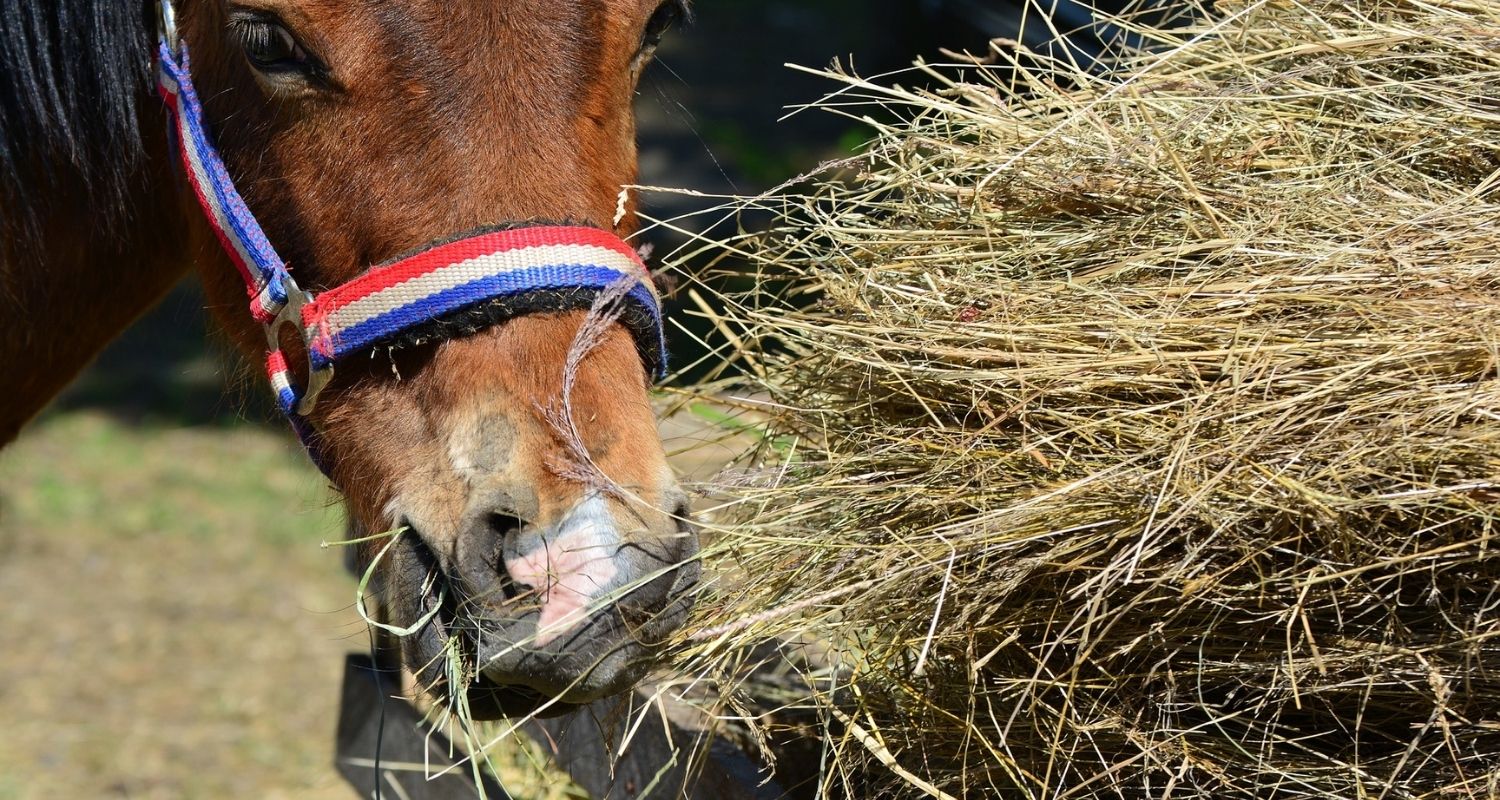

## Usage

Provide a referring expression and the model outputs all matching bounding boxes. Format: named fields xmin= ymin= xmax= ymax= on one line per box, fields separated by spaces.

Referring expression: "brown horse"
xmin=0 ymin=0 xmax=698 ymax=720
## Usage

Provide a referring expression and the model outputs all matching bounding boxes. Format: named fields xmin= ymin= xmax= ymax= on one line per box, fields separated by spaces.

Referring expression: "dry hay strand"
xmin=669 ymin=0 xmax=1500 ymax=797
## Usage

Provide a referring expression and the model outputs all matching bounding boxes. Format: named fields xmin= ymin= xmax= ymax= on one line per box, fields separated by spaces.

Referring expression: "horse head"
xmin=171 ymin=0 xmax=698 ymax=719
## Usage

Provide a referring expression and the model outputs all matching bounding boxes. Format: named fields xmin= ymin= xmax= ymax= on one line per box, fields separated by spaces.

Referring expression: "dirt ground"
xmin=0 ymin=405 xmax=743 ymax=800
xmin=0 ymin=413 xmax=358 ymax=799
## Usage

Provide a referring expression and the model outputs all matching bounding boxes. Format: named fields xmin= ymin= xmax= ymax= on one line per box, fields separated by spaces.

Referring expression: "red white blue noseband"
xmin=152 ymin=5 xmax=666 ymax=468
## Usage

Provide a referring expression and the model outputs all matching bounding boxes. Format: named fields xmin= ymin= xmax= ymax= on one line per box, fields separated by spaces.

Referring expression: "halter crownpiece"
xmin=152 ymin=4 xmax=667 ymax=466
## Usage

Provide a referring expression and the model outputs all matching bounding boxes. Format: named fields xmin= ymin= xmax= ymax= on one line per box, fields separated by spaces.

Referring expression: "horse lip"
xmin=643 ymin=515 xmax=703 ymax=634
xmin=647 ymin=561 xmax=701 ymax=638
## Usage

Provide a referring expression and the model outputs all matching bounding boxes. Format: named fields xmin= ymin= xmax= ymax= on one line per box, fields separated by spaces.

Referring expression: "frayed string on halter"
xmin=544 ymin=274 xmax=643 ymax=501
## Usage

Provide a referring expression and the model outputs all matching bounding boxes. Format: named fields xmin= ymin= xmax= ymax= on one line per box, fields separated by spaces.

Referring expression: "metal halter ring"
xmin=265 ymin=278 xmax=333 ymax=417
xmin=157 ymin=1 xmax=180 ymax=50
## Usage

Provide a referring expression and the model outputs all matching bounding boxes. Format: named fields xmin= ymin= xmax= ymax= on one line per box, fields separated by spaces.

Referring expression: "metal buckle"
xmin=265 ymin=277 xmax=333 ymax=417
xmin=157 ymin=1 xmax=180 ymax=51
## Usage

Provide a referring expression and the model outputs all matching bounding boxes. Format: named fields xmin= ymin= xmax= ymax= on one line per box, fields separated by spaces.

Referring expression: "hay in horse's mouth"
xmin=402 ymin=527 xmax=578 ymax=721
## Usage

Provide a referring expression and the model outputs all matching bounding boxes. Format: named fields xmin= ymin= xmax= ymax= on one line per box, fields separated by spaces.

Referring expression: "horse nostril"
xmin=486 ymin=510 xmax=527 ymax=599
xmin=487 ymin=510 xmax=525 ymax=540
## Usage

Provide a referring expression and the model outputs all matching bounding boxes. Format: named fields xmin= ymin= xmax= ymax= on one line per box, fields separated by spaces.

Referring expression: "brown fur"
xmin=0 ymin=115 xmax=185 ymax=445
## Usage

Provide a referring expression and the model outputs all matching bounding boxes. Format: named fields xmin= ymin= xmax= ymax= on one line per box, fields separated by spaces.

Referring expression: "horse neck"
xmin=0 ymin=103 xmax=192 ymax=446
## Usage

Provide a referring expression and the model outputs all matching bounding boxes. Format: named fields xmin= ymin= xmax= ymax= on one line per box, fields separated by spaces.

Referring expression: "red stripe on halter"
xmin=304 ymin=226 xmax=645 ymax=319
xmin=249 ymin=291 xmax=278 ymax=323
xmin=266 ymin=348 xmax=289 ymax=376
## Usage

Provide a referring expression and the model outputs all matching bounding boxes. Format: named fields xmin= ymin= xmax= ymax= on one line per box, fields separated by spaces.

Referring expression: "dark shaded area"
xmin=637 ymin=0 xmax=929 ymax=214
xmin=48 ymin=281 xmax=280 ymax=427
xmin=0 ymin=0 xmax=151 ymax=248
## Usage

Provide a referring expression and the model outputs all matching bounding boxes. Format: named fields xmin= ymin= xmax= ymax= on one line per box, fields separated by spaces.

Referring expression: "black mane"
xmin=0 ymin=0 xmax=152 ymax=243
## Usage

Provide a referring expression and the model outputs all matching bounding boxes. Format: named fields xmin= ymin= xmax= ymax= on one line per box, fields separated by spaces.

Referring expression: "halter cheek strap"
xmin=153 ymin=30 xmax=667 ymax=472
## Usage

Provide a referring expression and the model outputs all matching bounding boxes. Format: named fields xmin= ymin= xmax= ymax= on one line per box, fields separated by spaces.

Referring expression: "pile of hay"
xmin=672 ymin=0 xmax=1500 ymax=797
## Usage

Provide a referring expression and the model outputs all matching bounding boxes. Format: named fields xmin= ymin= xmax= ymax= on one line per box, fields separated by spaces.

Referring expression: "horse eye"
xmin=232 ymin=16 xmax=309 ymax=73
xmin=641 ymin=1 xmax=684 ymax=52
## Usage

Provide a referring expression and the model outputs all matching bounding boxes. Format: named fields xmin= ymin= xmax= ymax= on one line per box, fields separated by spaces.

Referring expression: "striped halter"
xmin=152 ymin=4 xmax=665 ymax=469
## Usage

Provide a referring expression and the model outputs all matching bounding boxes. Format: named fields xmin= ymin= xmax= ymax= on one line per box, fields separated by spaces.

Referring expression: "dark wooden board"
xmin=335 ymin=654 xmax=511 ymax=800
xmin=527 ymin=692 xmax=786 ymax=800
xmin=334 ymin=653 xmax=787 ymax=799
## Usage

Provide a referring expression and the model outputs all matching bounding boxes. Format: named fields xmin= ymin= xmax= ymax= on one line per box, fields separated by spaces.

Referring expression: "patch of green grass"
xmin=0 ymin=411 xmax=333 ymax=547
xmin=688 ymin=401 xmax=798 ymax=454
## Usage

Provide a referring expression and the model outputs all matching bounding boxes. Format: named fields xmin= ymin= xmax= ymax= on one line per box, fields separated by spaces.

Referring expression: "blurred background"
xmin=0 ymin=2 xmax=1177 ymax=797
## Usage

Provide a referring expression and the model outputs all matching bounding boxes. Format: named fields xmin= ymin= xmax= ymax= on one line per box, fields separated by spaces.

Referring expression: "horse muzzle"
xmin=393 ymin=493 xmax=700 ymax=719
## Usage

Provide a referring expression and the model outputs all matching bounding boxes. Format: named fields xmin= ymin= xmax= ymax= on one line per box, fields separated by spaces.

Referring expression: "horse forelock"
xmin=0 ymin=0 xmax=152 ymax=248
